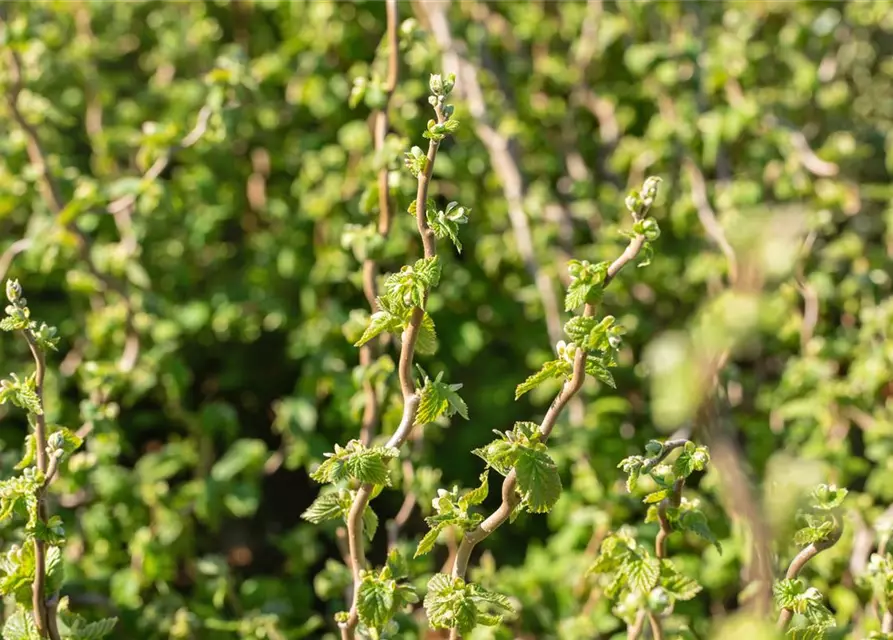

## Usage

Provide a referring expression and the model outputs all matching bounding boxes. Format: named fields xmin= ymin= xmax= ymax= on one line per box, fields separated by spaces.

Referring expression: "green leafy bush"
xmin=1 ymin=2 xmax=892 ymax=639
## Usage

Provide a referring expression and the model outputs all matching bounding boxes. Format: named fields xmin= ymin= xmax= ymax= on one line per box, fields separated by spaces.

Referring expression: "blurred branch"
xmin=359 ymin=0 xmax=399 ymax=447
xmin=683 ymin=159 xmax=739 ymax=286
xmin=2 ymin=33 xmax=142 ymax=373
xmin=416 ymin=0 xmax=563 ymax=347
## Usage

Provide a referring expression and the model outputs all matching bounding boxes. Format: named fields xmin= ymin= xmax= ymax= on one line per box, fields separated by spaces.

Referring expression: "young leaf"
xmin=417 ymin=372 xmax=469 ymax=425
xmin=515 ymin=359 xmax=569 ymax=399
xmin=672 ymin=443 xmax=709 ymax=478
xmin=354 ymin=309 xmax=402 ymax=347
xmin=300 ymin=493 xmax=344 ymax=524
xmin=514 ymin=447 xmax=562 ymax=513
xmin=659 ymin=560 xmax=702 ymax=602
xmin=362 ymin=504 xmax=379 ymax=542
xmin=414 ymin=523 xmax=445 ymax=558
xmin=356 ymin=573 xmax=395 ymax=630
xmin=460 ymin=470 xmax=489 ymax=509
xmin=415 ymin=312 xmax=438 ymax=355
xmin=625 ymin=553 xmax=661 ymax=594
xmin=472 ymin=439 xmax=517 ymax=476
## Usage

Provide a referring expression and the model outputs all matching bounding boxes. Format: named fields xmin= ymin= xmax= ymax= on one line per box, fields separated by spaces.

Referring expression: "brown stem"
xmin=418 ymin=1 xmax=563 ymax=346
xmin=359 ymin=0 xmax=399 ymax=445
xmin=882 ymin=610 xmax=893 ymax=633
xmin=339 ymin=59 xmax=446 ymax=640
xmin=2 ymin=33 xmax=141 ymax=374
xmin=21 ymin=331 xmax=56 ymax=638
xmin=776 ymin=528 xmax=842 ymax=630
xmin=647 ymin=612 xmax=664 ymax=640
xmin=627 ymin=610 xmax=646 ymax=640
xmin=451 ymin=233 xmax=648 ymax=582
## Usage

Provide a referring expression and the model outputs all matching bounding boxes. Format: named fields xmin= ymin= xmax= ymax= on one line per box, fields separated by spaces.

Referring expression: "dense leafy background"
xmin=1 ymin=1 xmax=892 ymax=638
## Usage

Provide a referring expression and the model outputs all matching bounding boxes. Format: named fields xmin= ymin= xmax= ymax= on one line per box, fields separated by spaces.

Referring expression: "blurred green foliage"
xmin=0 ymin=1 xmax=892 ymax=638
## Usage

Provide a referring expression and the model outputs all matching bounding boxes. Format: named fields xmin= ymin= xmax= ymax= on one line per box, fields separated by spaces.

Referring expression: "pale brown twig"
xmin=447 ymin=230 xmax=650 ymax=639
xmin=339 ymin=95 xmax=447 ymax=640
xmin=359 ymin=0 xmax=399 ymax=447
xmin=777 ymin=528 xmax=842 ymax=630
xmin=417 ymin=1 xmax=563 ymax=347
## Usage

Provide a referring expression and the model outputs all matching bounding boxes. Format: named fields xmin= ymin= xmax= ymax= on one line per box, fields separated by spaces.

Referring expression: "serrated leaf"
xmin=1 ymin=609 xmax=37 ymax=640
xmin=363 ymin=505 xmax=379 ymax=542
xmin=565 ymin=279 xmax=595 ymax=312
xmin=679 ymin=508 xmax=721 ymax=553
xmin=515 ymin=446 xmax=561 ymax=513
xmin=625 ymin=553 xmax=661 ymax=593
xmin=301 ymin=493 xmax=344 ymax=524
xmin=14 ymin=435 xmax=36 ymax=471
xmin=345 ymin=451 xmax=391 ymax=485
xmin=417 ymin=373 xmax=469 ymax=425
xmin=515 ymin=359 xmax=569 ymax=399
xmin=415 ymin=312 xmax=438 ymax=355
xmin=644 ymin=489 xmax=670 ymax=504
xmin=414 ymin=256 xmax=442 ymax=288
xmin=414 ymin=523 xmax=445 ymax=558
xmin=672 ymin=445 xmax=709 ymax=478
xmin=355 ymin=310 xmax=401 ymax=347
xmin=357 ymin=575 xmax=394 ymax=629
xmin=659 ymin=559 xmax=702 ymax=602
xmin=585 ymin=357 xmax=616 ymax=388
xmin=472 ymin=439 xmax=517 ymax=476
xmin=460 ymin=470 xmax=489 ymax=508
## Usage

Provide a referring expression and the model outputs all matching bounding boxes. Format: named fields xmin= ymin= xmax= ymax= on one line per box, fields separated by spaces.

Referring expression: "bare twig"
xmin=0 ymin=239 xmax=33 ymax=282
xmin=417 ymin=1 xmax=563 ymax=347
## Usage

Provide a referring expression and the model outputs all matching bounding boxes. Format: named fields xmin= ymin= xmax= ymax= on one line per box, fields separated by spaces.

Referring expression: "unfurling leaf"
xmin=514 ymin=446 xmax=561 ymax=513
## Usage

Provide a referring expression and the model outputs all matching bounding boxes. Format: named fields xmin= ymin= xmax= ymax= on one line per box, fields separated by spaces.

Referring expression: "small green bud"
xmin=5 ymin=279 xmax=21 ymax=304
xmin=641 ymin=218 xmax=661 ymax=241
xmin=429 ymin=73 xmax=444 ymax=96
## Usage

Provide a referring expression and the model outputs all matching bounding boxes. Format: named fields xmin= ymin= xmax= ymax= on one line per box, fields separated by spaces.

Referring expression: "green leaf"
xmin=414 ymin=256 xmax=442 ymax=288
xmin=300 ymin=492 xmax=344 ymax=524
xmin=460 ymin=470 xmax=489 ymax=508
xmin=14 ymin=435 xmax=36 ymax=471
xmin=644 ymin=489 xmax=670 ymax=504
xmin=472 ymin=439 xmax=517 ymax=476
xmin=354 ymin=309 xmax=402 ymax=347
xmin=414 ymin=523 xmax=445 ymax=558
xmin=659 ymin=560 xmax=702 ymax=602
xmin=585 ymin=355 xmax=616 ymax=388
xmin=362 ymin=504 xmax=379 ymax=542
xmin=625 ymin=553 xmax=661 ymax=594
xmin=1 ymin=609 xmax=38 ymax=640
xmin=417 ymin=372 xmax=468 ymax=425
xmin=678 ymin=508 xmax=722 ymax=553
xmin=811 ymin=484 xmax=847 ymax=511
xmin=357 ymin=573 xmax=395 ymax=630
xmin=515 ymin=359 xmax=570 ymax=399
xmin=415 ymin=312 xmax=438 ymax=355
xmin=514 ymin=446 xmax=562 ymax=513
xmin=672 ymin=444 xmax=709 ymax=478
xmin=310 ymin=441 xmax=400 ymax=486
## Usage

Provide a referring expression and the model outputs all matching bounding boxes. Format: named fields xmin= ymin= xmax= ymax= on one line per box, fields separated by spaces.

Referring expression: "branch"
xmin=417 ymin=1 xmax=563 ymax=346
xmin=682 ymin=159 xmax=738 ymax=285
xmin=449 ymin=232 xmax=649 ymax=591
xmin=777 ymin=527 xmax=842 ymax=630
xmin=339 ymin=87 xmax=447 ymax=640
xmin=20 ymin=330 xmax=57 ymax=639
xmin=2 ymin=36 xmax=141 ymax=373
xmin=359 ymin=0 xmax=399 ymax=446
